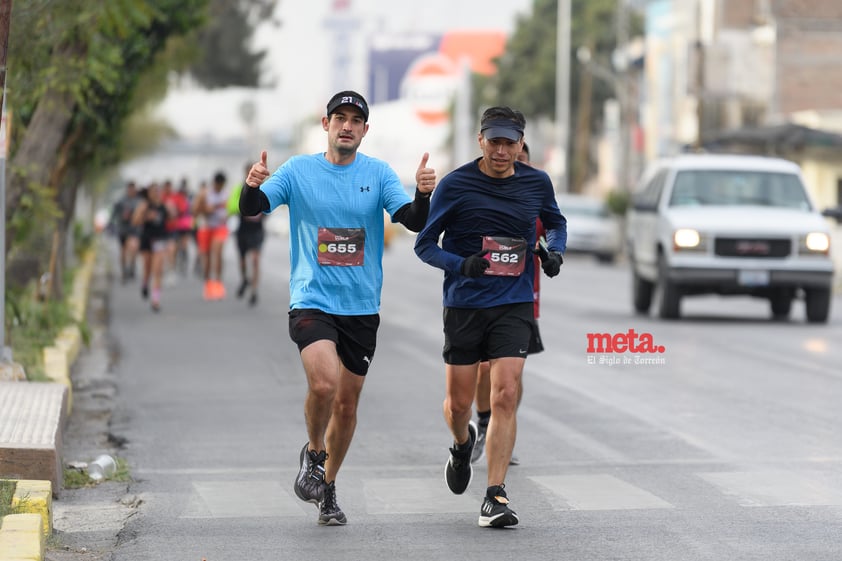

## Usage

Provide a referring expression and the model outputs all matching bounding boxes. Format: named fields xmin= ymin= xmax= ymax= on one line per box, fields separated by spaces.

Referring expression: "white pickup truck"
xmin=626 ymin=153 xmax=836 ymax=323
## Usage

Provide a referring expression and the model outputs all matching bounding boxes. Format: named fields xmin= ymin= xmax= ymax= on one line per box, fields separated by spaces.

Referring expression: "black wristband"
xmin=415 ymin=187 xmax=431 ymax=199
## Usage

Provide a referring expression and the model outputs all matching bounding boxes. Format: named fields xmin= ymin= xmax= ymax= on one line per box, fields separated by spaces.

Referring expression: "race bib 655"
xmin=317 ymin=227 xmax=365 ymax=266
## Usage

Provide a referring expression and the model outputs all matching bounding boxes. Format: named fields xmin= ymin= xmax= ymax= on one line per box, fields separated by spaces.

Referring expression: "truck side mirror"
xmin=821 ymin=207 xmax=842 ymax=223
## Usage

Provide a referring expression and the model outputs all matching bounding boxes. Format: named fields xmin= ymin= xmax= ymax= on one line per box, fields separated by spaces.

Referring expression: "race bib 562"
xmin=481 ymin=236 xmax=527 ymax=276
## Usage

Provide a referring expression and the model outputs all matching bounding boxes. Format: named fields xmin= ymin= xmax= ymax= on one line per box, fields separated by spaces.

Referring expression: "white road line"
xmin=363 ymin=477 xmax=476 ymax=514
xmin=170 ymin=469 xmax=842 ymax=519
xmin=181 ymin=480 xmax=307 ymax=518
xmin=530 ymin=474 xmax=674 ymax=511
xmin=698 ymin=470 xmax=842 ymax=507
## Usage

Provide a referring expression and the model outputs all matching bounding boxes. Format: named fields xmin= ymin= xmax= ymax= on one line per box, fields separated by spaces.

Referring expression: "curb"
xmin=0 ymin=513 xmax=44 ymax=561
xmin=3 ymin=479 xmax=53 ymax=538
xmin=42 ymin=248 xmax=96 ymax=415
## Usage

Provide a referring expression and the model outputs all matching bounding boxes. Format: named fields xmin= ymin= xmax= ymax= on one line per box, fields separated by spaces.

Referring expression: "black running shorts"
xmin=442 ymin=302 xmax=538 ymax=365
xmin=236 ymin=228 xmax=264 ymax=256
xmin=288 ymin=308 xmax=380 ymax=376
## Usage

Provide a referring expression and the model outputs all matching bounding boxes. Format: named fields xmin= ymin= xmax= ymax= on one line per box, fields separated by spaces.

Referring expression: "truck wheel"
xmin=657 ymin=255 xmax=681 ymax=319
xmin=769 ymin=288 xmax=792 ymax=319
xmin=805 ymin=287 xmax=831 ymax=324
xmin=632 ymin=268 xmax=654 ymax=314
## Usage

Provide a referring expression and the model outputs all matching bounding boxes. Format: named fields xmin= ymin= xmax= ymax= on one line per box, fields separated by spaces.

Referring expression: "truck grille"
xmin=714 ymin=238 xmax=791 ymax=258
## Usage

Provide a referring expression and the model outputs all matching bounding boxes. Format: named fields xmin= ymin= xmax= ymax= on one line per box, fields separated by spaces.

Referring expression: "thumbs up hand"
xmin=415 ymin=152 xmax=436 ymax=195
xmin=246 ymin=150 xmax=271 ymax=188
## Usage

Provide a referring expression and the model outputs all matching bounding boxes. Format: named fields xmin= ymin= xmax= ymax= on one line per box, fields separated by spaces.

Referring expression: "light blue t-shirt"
xmin=260 ymin=152 xmax=412 ymax=314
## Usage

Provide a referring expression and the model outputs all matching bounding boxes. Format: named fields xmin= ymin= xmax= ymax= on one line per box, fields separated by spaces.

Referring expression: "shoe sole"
xmin=478 ymin=511 xmax=519 ymax=528
xmin=318 ymin=515 xmax=347 ymax=526
xmin=444 ymin=421 xmax=477 ymax=494
xmin=294 ymin=444 xmax=322 ymax=506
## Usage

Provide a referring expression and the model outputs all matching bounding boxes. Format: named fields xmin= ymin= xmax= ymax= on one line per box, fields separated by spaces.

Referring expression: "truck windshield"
xmin=669 ymin=170 xmax=812 ymax=210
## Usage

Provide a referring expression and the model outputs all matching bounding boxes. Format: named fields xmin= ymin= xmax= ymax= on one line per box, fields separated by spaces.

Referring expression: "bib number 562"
xmin=490 ymin=252 xmax=520 ymax=264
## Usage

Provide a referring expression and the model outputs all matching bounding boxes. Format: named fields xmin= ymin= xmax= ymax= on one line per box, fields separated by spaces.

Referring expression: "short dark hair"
xmin=479 ymin=106 xmax=526 ymax=141
xmin=480 ymin=106 xmax=526 ymax=130
xmin=522 ymin=142 xmax=530 ymax=157
xmin=213 ymin=171 xmax=226 ymax=184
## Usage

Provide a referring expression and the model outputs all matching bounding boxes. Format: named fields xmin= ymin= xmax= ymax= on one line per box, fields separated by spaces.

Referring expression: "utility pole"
xmin=616 ymin=0 xmax=631 ymax=192
xmin=0 ymin=0 xmax=12 ymax=362
xmin=693 ymin=0 xmax=705 ymax=150
xmin=0 ymin=0 xmax=8 ymax=111
xmin=555 ymin=0 xmax=571 ymax=193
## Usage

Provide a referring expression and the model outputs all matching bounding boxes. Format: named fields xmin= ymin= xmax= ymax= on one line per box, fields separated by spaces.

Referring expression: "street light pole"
xmin=0 ymin=0 xmax=12 ymax=362
xmin=616 ymin=0 xmax=631 ymax=192
xmin=555 ymin=0 xmax=571 ymax=193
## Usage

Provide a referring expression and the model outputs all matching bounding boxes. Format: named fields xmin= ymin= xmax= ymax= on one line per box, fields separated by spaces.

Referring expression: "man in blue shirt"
xmin=415 ymin=106 xmax=566 ymax=528
xmin=240 ymin=90 xmax=436 ymax=526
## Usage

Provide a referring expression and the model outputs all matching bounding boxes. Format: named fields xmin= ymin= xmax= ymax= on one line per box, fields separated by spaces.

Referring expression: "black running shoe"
xmin=294 ymin=444 xmax=327 ymax=505
xmin=445 ymin=421 xmax=476 ymax=494
xmin=236 ymin=278 xmax=249 ymax=299
xmin=318 ymin=481 xmax=347 ymax=526
xmin=141 ymin=285 xmax=149 ymax=300
xmin=479 ymin=484 xmax=519 ymax=528
xmin=471 ymin=422 xmax=487 ymax=464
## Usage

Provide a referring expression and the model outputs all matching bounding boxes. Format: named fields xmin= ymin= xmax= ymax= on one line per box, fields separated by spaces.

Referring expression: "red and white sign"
xmin=400 ymin=53 xmax=459 ymax=125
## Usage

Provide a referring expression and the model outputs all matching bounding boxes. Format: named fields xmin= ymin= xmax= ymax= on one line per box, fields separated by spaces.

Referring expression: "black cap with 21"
xmin=326 ymin=90 xmax=370 ymax=122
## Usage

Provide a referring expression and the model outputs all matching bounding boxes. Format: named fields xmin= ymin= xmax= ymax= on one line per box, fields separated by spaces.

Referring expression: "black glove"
xmin=541 ymin=251 xmax=563 ymax=277
xmin=460 ymin=251 xmax=490 ymax=277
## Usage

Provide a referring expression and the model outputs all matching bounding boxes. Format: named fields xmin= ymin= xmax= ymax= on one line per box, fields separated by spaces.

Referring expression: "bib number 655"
xmin=325 ymin=243 xmax=357 ymax=254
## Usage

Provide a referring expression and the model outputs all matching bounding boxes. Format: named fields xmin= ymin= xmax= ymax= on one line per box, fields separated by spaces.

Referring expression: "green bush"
xmin=0 ymin=479 xmax=21 ymax=518
xmin=4 ymin=268 xmax=85 ymax=380
xmin=606 ymin=189 xmax=631 ymax=216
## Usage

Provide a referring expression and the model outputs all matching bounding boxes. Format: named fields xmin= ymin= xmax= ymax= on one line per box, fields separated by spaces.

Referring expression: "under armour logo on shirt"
xmin=360 ymin=186 xmax=370 ymax=192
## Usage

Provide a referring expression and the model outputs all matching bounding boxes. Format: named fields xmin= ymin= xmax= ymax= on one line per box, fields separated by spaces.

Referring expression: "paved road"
xmin=74 ymin=232 xmax=842 ymax=560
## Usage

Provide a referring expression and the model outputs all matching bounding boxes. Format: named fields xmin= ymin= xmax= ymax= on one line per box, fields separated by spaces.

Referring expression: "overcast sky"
xmin=156 ymin=0 xmax=535 ymax=140
xmin=256 ymin=0 xmax=534 ymax=115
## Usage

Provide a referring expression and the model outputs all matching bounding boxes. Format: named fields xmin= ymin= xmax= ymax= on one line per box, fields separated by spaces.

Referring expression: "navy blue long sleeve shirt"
xmin=414 ymin=158 xmax=567 ymax=308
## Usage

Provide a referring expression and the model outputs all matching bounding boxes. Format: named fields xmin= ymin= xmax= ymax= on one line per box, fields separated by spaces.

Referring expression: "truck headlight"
xmin=674 ymin=228 xmax=704 ymax=251
xmin=802 ymin=232 xmax=830 ymax=254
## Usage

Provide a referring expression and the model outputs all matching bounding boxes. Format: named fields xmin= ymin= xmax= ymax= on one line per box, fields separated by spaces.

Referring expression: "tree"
xmin=4 ymin=0 xmax=209 ymax=297
xmin=188 ymin=0 xmax=276 ymax=89
xmin=477 ymin=0 xmax=642 ymax=192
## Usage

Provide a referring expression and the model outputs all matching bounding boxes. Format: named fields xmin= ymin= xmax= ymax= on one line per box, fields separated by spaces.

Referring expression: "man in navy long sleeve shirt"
xmin=414 ymin=106 xmax=566 ymax=528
